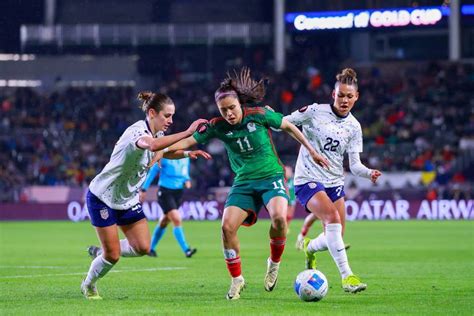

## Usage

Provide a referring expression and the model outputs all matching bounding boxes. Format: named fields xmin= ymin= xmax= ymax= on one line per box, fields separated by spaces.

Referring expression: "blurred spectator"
xmin=1 ymin=59 xmax=473 ymax=201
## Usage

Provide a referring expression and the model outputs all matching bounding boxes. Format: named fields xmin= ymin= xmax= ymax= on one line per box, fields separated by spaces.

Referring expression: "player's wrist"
xmin=183 ymin=151 xmax=191 ymax=158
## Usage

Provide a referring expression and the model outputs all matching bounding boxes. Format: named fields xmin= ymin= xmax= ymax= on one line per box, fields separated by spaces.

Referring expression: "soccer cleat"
xmin=303 ymin=238 xmax=317 ymax=269
xmin=264 ymin=258 xmax=280 ymax=292
xmin=226 ymin=276 xmax=245 ymax=300
xmin=148 ymin=250 xmax=157 ymax=257
xmin=87 ymin=245 xmax=101 ymax=259
xmin=81 ymin=279 xmax=102 ymax=300
xmin=185 ymin=248 xmax=197 ymax=258
xmin=295 ymin=233 xmax=304 ymax=251
xmin=342 ymin=275 xmax=367 ymax=293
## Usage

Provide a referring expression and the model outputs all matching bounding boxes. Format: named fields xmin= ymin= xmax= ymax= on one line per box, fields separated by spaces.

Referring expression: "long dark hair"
xmin=137 ymin=91 xmax=173 ymax=113
xmin=214 ymin=67 xmax=266 ymax=105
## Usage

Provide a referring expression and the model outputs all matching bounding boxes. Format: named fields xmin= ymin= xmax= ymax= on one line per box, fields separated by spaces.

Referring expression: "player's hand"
xmin=370 ymin=170 xmax=382 ymax=183
xmin=265 ymin=105 xmax=275 ymax=112
xmin=310 ymin=150 xmax=330 ymax=169
xmin=187 ymin=119 xmax=208 ymax=136
xmin=188 ymin=150 xmax=212 ymax=160
xmin=139 ymin=191 xmax=146 ymax=204
xmin=184 ymin=180 xmax=192 ymax=189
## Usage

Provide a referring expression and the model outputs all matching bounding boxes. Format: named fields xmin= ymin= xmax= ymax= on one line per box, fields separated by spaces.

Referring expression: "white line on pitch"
xmin=0 ymin=265 xmax=73 ymax=269
xmin=0 ymin=267 xmax=187 ymax=279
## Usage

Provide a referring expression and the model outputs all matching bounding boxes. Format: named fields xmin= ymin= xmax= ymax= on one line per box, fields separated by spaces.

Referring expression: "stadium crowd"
xmin=1 ymin=60 xmax=473 ymax=202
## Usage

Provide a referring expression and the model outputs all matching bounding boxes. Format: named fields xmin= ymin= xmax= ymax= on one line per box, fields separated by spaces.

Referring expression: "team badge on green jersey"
xmin=247 ymin=122 xmax=256 ymax=132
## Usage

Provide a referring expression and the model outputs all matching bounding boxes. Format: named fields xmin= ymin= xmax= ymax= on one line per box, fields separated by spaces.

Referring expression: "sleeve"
xmin=192 ymin=122 xmax=216 ymax=144
xmin=141 ymin=163 xmax=160 ymax=191
xmin=283 ymin=104 xmax=316 ymax=126
xmin=262 ymin=108 xmax=284 ymax=129
xmin=348 ymin=152 xmax=372 ymax=179
xmin=347 ymin=123 xmax=363 ymax=153
xmin=125 ymin=124 xmax=152 ymax=150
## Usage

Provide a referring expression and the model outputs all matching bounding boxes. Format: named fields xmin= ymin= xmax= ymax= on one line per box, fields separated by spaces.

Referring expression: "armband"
xmin=183 ymin=151 xmax=191 ymax=158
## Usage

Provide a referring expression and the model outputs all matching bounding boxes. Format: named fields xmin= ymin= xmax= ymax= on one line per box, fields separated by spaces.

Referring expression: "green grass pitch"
xmin=1 ymin=220 xmax=473 ymax=315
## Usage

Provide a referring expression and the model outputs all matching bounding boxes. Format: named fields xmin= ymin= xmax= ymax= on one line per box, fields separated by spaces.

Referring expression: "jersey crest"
xmin=247 ymin=122 xmax=256 ymax=132
xmin=100 ymin=208 xmax=109 ymax=220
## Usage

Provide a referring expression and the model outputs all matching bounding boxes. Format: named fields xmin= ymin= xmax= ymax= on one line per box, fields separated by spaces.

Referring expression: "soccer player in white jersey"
xmin=285 ymin=68 xmax=381 ymax=293
xmin=81 ymin=91 xmax=210 ymax=300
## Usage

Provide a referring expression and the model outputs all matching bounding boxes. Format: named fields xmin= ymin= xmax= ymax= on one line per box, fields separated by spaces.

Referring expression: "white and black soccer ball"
xmin=294 ymin=269 xmax=328 ymax=302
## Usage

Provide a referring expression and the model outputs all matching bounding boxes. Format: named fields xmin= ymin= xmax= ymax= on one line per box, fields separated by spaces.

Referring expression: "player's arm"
xmin=265 ymin=104 xmax=314 ymax=126
xmin=163 ymin=136 xmax=212 ymax=160
xmin=136 ymin=118 xmax=208 ymax=152
xmin=348 ymin=152 xmax=381 ymax=183
xmin=280 ymin=118 xmax=330 ymax=169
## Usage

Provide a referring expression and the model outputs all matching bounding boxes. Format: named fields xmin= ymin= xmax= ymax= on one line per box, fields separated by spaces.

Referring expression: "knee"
xmin=170 ymin=216 xmax=182 ymax=227
xmin=103 ymin=250 xmax=120 ymax=264
xmin=271 ymin=214 xmax=287 ymax=231
xmin=221 ymin=222 xmax=237 ymax=239
xmin=323 ymin=208 xmax=341 ymax=224
xmin=134 ymin=244 xmax=150 ymax=256
xmin=160 ymin=216 xmax=170 ymax=227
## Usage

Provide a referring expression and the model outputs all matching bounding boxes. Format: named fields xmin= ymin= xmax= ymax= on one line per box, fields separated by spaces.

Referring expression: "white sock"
xmin=326 ymin=223 xmax=353 ymax=279
xmin=120 ymin=239 xmax=140 ymax=257
xmin=307 ymin=233 xmax=328 ymax=252
xmin=84 ymin=256 xmax=114 ymax=285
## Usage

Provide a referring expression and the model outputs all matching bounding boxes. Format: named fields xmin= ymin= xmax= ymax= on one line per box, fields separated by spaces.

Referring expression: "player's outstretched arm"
xmin=163 ymin=148 xmax=212 ymax=160
xmin=137 ymin=118 xmax=208 ymax=152
xmin=348 ymin=152 xmax=382 ymax=183
xmin=280 ymin=118 xmax=330 ymax=169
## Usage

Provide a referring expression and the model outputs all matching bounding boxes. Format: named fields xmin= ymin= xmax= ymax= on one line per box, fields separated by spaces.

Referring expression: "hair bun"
xmin=336 ymin=68 xmax=357 ymax=84
xmin=137 ymin=91 xmax=153 ymax=102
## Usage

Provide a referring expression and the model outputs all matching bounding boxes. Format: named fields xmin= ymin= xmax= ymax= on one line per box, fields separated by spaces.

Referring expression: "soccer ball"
xmin=294 ymin=269 xmax=328 ymax=302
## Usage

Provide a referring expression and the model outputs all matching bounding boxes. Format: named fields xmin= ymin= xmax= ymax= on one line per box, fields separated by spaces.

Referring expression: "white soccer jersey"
xmin=285 ymin=103 xmax=363 ymax=187
xmin=89 ymin=120 xmax=160 ymax=210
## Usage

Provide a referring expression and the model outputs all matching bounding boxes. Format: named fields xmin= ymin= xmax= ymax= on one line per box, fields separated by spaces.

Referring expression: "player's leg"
xmin=82 ymin=225 xmax=120 ymax=300
xmin=296 ymin=213 xmax=317 ymax=250
xmin=264 ymin=195 xmax=288 ymax=292
xmin=286 ymin=203 xmax=295 ymax=225
xmin=306 ymin=191 xmax=366 ymax=293
xmin=307 ymin=189 xmax=350 ymax=252
xmin=120 ymin=218 xmax=151 ymax=256
xmin=334 ymin=198 xmax=346 ymax=236
xmin=221 ymin=205 xmax=248 ymax=300
xmin=149 ymin=213 xmax=169 ymax=257
xmin=150 ymin=189 xmax=174 ymax=256
xmin=168 ymin=209 xmax=196 ymax=258
xmin=82 ymin=190 xmax=120 ymax=300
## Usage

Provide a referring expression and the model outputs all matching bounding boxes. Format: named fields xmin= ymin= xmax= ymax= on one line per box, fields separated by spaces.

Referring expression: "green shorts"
xmin=225 ymin=175 xmax=289 ymax=226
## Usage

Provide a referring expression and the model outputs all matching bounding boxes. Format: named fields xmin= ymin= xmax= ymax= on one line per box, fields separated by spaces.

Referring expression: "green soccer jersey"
xmin=193 ymin=107 xmax=285 ymax=183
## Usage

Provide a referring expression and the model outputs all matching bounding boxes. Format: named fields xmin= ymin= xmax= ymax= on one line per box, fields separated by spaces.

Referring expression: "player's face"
xmin=217 ymin=96 xmax=243 ymax=125
xmin=151 ymin=103 xmax=175 ymax=132
xmin=332 ymin=83 xmax=359 ymax=117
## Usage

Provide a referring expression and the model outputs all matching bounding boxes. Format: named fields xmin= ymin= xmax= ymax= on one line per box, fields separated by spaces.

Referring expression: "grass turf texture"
xmin=1 ymin=220 xmax=473 ymax=315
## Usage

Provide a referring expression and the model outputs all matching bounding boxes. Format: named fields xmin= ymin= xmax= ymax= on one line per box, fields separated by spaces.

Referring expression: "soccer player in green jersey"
xmin=167 ymin=68 xmax=329 ymax=300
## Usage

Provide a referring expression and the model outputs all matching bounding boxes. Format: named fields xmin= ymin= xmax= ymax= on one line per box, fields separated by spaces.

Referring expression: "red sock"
xmin=301 ymin=226 xmax=309 ymax=237
xmin=270 ymin=237 xmax=286 ymax=263
xmin=225 ymin=257 xmax=242 ymax=278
